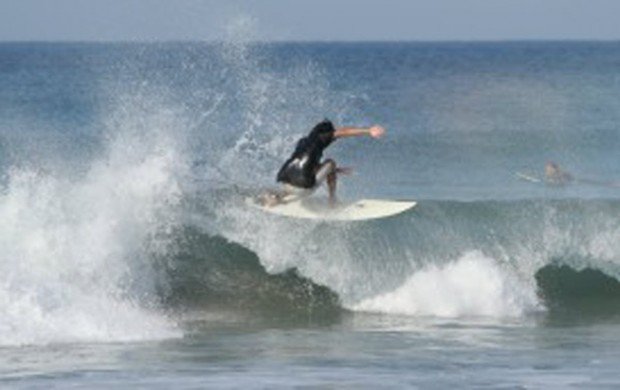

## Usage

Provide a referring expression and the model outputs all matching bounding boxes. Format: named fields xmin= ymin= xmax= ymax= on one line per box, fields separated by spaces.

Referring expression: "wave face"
xmin=1 ymin=40 xmax=620 ymax=344
xmin=203 ymin=195 xmax=619 ymax=319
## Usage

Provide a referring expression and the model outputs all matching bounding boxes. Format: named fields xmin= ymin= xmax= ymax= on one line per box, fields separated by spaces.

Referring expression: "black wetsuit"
xmin=276 ymin=120 xmax=336 ymax=188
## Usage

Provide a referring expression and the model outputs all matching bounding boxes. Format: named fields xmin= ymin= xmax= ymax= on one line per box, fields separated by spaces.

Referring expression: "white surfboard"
xmin=247 ymin=196 xmax=416 ymax=221
xmin=515 ymin=171 xmax=542 ymax=183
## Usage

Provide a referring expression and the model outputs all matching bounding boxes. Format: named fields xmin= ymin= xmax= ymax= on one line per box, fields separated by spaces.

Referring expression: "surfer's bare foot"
xmin=259 ymin=192 xmax=282 ymax=207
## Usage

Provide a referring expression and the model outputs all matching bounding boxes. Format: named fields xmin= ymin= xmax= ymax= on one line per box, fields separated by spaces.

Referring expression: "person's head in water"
xmin=545 ymin=161 xmax=560 ymax=177
xmin=545 ymin=161 xmax=573 ymax=185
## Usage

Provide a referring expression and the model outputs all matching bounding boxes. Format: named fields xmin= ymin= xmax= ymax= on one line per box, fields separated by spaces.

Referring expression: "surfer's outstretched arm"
xmin=334 ymin=125 xmax=385 ymax=139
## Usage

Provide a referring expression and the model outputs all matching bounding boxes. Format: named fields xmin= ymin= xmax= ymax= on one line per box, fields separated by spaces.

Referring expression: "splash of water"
xmin=0 ymin=91 xmax=187 ymax=346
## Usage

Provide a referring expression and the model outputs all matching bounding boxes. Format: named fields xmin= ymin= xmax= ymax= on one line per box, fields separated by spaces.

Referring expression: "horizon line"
xmin=1 ymin=38 xmax=620 ymax=45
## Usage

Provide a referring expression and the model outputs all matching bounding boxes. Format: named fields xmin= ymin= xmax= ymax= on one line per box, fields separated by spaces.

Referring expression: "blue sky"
xmin=1 ymin=0 xmax=619 ymax=42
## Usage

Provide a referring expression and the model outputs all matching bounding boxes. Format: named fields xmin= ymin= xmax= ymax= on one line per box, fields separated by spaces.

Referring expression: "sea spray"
xmin=0 ymin=92 xmax=187 ymax=346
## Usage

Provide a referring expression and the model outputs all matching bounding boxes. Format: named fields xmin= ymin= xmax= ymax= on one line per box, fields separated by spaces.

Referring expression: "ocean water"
xmin=1 ymin=40 xmax=620 ymax=388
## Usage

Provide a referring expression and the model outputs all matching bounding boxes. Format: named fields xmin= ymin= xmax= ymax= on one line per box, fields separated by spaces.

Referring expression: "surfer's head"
xmin=545 ymin=161 xmax=559 ymax=177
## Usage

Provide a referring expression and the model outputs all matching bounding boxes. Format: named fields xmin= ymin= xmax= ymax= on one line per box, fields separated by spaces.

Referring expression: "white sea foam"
xmin=0 ymin=95 xmax=185 ymax=346
xmin=353 ymin=251 xmax=541 ymax=318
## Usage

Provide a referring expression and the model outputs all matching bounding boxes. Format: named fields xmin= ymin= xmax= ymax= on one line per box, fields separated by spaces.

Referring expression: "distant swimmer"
xmin=260 ymin=120 xmax=385 ymax=206
xmin=544 ymin=161 xmax=573 ymax=185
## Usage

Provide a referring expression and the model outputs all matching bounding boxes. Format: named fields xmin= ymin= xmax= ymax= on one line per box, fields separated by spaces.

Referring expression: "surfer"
xmin=544 ymin=161 xmax=573 ymax=185
xmin=262 ymin=120 xmax=385 ymax=206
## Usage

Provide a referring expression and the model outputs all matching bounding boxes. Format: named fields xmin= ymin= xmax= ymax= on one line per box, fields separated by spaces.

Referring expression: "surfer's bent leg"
xmin=315 ymin=159 xmax=337 ymax=205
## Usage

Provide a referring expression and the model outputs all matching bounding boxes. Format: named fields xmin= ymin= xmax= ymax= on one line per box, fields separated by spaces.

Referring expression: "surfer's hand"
xmin=336 ymin=167 xmax=353 ymax=175
xmin=369 ymin=125 xmax=385 ymax=139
